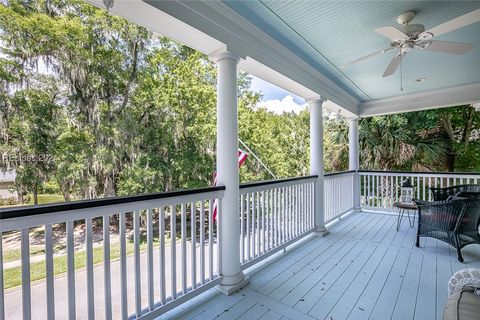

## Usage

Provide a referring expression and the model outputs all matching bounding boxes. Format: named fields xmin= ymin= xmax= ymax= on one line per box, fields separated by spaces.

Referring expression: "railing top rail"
xmin=239 ymin=175 xmax=318 ymax=190
xmin=358 ymin=170 xmax=480 ymax=176
xmin=0 ymin=186 xmax=225 ymax=220
xmin=324 ymin=170 xmax=356 ymax=177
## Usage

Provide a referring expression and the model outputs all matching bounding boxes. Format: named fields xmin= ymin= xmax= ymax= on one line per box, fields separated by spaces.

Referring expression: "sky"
xmin=249 ymin=76 xmax=308 ymax=115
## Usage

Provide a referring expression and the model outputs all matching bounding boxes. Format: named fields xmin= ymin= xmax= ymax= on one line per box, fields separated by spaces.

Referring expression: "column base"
xmin=314 ymin=226 xmax=329 ymax=237
xmin=217 ymin=275 xmax=250 ymax=295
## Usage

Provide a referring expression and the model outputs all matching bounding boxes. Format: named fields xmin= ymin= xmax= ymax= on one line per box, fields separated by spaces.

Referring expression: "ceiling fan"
xmin=341 ymin=9 xmax=480 ymax=77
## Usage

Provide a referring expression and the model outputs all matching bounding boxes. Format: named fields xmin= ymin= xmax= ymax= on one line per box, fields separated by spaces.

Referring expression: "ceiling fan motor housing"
xmin=400 ymin=24 xmax=426 ymax=38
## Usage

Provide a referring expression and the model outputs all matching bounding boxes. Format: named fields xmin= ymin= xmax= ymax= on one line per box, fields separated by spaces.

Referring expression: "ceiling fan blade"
xmin=374 ymin=26 xmax=408 ymax=41
xmin=425 ymin=8 xmax=480 ymax=37
xmin=383 ymin=54 xmax=403 ymax=77
xmin=422 ymin=40 xmax=473 ymax=55
xmin=340 ymin=47 xmax=393 ymax=68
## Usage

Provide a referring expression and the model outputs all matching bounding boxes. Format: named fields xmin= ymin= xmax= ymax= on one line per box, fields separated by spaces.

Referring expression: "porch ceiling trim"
xmin=359 ymin=82 xmax=480 ymax=117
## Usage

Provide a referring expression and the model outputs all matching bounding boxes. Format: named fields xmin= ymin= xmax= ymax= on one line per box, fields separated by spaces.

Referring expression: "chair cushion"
xmin=443 ymin=287 xmax=480 ymax=320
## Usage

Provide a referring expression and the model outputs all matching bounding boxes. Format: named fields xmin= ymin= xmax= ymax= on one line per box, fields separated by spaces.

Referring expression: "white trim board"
xmin=359 ymin=82 xmax=480 ymax=117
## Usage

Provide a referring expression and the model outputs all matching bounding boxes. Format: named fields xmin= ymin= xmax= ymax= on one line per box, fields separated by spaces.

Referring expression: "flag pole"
xmin=238 ymin=138 xmax=277 ymax=179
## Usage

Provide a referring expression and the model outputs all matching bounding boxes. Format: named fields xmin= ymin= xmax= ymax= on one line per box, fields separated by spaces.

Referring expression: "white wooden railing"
xmin=7 ymin=170 xmax=478 ymax=318
xmin=359 ymin=170 xmax=480 ymax=211
xmin=324 ymin=171 xmax=356 ymax=223
xmin=239 ymin=176 xmax=316 ymax=268
xmin=0 ymin=187 xmax=224 ymax=320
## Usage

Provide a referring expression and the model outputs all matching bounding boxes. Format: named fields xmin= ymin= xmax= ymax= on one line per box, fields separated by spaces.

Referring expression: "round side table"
xmin=393 ymin=202 xmax=417 ymax=231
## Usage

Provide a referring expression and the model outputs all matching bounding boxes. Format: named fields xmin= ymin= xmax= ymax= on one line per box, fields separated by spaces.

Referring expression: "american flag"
xmin=212 ymin=149 xmax=248 ymax=220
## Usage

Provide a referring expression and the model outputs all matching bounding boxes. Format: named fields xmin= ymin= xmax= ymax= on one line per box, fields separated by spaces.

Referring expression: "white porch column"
xmin=212 ymin=51 xmax=248 ymax=294
xmin=348 ymin=118 xmax=361 ymax=210
xmin=308 ymin=98 xmax=328 ymax=236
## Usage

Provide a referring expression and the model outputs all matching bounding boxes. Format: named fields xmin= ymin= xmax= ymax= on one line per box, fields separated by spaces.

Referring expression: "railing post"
xmin=308 ymin=98 xmax=328 ymax=236
xmin=212 ymin=50 xmax=249 ymax=294
xmin=348 ymin=117 xmax=361 ymax=211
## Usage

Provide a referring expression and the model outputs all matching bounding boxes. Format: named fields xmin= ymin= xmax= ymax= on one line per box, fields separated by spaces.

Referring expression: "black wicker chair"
xmin=430 ymin=184 xmax=480 ymax=201
xmin=414 ymin=197 xmax=480 ymax=262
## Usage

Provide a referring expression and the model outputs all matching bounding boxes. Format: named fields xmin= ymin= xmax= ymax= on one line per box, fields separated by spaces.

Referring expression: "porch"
xmin=1 ymin=171 xmax=479 ymax=319
xmin=174 ymin=211 xmax=480 ymax=320
xmin=1 ymin=1 xmax=480 ymax=319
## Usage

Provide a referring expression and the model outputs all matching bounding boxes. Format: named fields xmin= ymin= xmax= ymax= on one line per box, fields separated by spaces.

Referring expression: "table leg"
xmin=396 ymin=208 xmax=405 ymax=231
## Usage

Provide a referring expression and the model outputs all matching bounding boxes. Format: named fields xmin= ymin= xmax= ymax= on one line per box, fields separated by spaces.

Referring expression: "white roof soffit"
xmin=86 ymin=0 xmax=360 ymax=116
xmin=359 ymin=82 xmax=480 ymax=117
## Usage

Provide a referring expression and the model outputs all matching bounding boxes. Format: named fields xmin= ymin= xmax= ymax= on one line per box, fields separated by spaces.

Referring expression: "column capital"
xmin=209 ymin=50 xmax=241 ymax=64
xmin=305 ymin=97 xmax=327 ymax=105
xmin=346 ymin=116 xmax=360 ymax=122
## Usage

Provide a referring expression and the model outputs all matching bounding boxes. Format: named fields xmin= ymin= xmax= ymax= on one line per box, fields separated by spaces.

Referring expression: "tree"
xmin=2 ymin=87 xmax=59 ymax=204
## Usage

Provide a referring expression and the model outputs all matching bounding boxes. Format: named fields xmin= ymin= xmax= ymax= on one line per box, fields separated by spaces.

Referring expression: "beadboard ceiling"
xmin=224 ymin=1 xmax=480 ymax=102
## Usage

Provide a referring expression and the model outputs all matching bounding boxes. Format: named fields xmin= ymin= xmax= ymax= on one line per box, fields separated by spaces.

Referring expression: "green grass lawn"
xmin=1 ymin=193 xmax=66 ymax=208
xmin=3 ymin=246 xmax=45 ymax=263
xmin=26 ymin=194 xmax=66 ymax=205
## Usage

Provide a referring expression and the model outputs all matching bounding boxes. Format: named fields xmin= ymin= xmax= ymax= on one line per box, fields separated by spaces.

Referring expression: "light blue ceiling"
xmin=224 ymin=1 xmax=480 ymax=102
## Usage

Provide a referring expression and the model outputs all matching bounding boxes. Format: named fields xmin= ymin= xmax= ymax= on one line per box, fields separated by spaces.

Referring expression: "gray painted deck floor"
xmin=172 ymin=211 xmax=480 ymax=320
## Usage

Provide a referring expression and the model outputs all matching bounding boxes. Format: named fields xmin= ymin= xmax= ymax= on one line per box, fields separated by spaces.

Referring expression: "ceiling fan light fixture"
xmin=416 ymin=40 xmax=432 ymax=50
xmin=418 ymin=32 xmax=434 ymax=40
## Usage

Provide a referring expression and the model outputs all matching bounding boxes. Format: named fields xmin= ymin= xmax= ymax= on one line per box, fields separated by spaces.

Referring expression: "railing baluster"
xmin=45 ymin=224 xmax=55 ymax=320
xmin=282 ymin=187 xmax=287 ymax=242
xmin=261 ymin=190 xmax=266 ymax=254
xmin=21 ymin=228 xmax=31 ymax=320
xmin=217 ymin=197 xmax=222 ymax=277
xmin=159 ymin=207 xmax=166 ymax=304
xmin=300 ymin=184 xmax=304 ymax=230
xmin=191 ymin=202 xmax=197 ymax=289
xmin=147 ymin=209 xmax=155 ymax=308
xmin=286 ymin=186 xmax=292 ymax=240
xmin=256 ymin=191 xmax=261 ymax=255
xmin=181 ymin=204 xmax=187 ymax=294
xmin=279 ymin=187 xmax=283 ymax=241
xmin=296 ymin=184 xmax=300 ymax=236
xmin=295 ymin=185 xmax=299 ymax=236
xmin=369 ymin=174 xmax=373 ymax=206
xmin=246 ymin=193 xmax=251 ymax=260
xmin=119 ymin=212 xmax=128 ymax=319
xmin=389 ymin=175 xmax=393 ymax=208
xmin=208 ymin=199 xmax=214 ymax=280
xmin=416 ymin=176 xmax=420 ymax=200
xmin=103 ymin=214 xmax=112 ymax=320
xmin=285 ymin=187 xmax=289 ymax=241
xmin=276 ymin=188 xmax=283 ymax=246
xmin=66 ymin=221 xmax=75 ymax=320
xmin=85 ymin=219 xmax=94 ymax=320
xmin=422 ymin=177 xmax=426 ymax=201
xmin=200 ymin=201 xmax=205 ymax=285
xmin=251 ymin=192 xmax=256 ymax=258
xmin=134 ymin=211 xmax=142 ymax=316
xmin=313 ymin=181 xmax=316 ymax=225
xmin=170 ymin=205 xmax=177 ymax=299
xmin=267 ymin=189 xmax=271 ymax=251
xmin=240 ymin=193 xmax=244 ymax=263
